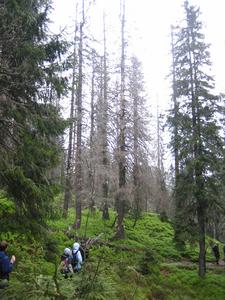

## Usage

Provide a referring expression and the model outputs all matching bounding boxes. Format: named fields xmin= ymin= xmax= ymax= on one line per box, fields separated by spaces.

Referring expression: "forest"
xmin=1 ymin=0 xmax=225 ymax=299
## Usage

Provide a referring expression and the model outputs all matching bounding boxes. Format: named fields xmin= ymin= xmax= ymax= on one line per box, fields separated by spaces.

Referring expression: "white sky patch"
xmin=50 ymin=0 xmax=225 ymax=113
xmin=50 ymin=0 xmax=225 ymax=170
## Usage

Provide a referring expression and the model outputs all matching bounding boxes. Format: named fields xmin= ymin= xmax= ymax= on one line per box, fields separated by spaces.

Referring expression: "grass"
xmin=160 ymin=265 xmax=225 ymax=300
xmin=2 ymin=208 xmax=225 ymax=299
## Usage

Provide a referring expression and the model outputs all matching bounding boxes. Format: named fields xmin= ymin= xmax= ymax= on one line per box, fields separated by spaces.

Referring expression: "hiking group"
xmin=0 ymin=239 xmax=84 ymax=290
xmin=59 ymin=242 xmax=85 ymax=278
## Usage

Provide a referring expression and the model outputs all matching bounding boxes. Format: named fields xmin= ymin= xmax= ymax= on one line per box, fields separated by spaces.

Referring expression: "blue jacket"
xmin=72 ymin=249 xmax=83 ymax=271
xmin=0 ymin=251 xmax=13 ymax=280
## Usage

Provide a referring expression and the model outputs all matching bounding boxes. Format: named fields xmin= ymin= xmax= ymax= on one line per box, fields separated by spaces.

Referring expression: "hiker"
xmin=72 ymin=242 xmax=83 ymax=272
xmin=0 ymin=240 xmax=16 ymax=289
xmin=59 ymin=247 xmax=74 ymax=278
xmin=212 ymin=243 xmax=220 ymax=265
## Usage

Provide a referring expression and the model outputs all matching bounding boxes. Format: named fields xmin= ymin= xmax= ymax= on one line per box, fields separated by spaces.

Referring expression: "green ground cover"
xmin=1 ymin=208 xmax=225 ymax=299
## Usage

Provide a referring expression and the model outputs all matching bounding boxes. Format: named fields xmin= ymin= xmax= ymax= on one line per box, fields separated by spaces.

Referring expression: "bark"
xmin=156 ymin=105 xmax=164 ymax=213
xmin=115 ymin=0 xmax=126 ymax=239
xmin=63 ymin=9 xmax=78 ymax=217
xmin=132 ymin=70 xmax=141 ymax=224
xmin=102 ymin=13 xmax=109 ymax=220
xmin=114 ymin=190 xmax=126 ymax=239
xmin=88 ymin=52 xmax=96 ymax=212
xmin=171 ymin=26 xmax=180 ymax=216
xmin=74 ymin=0 xmax=85 ymax=229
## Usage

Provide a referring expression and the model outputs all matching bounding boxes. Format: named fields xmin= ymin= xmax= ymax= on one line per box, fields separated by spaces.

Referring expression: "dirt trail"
xmin=164 ymin=259 xmax=225 ymax=271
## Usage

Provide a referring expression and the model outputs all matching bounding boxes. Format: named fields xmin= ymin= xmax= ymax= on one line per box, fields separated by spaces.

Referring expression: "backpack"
xmin=79 ymin=246 xmax=85 ymax=261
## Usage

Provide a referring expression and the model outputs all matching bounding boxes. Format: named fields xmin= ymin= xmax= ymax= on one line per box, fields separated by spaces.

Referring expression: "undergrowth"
xmin=1 ymin=208 xmax=225 ymax=299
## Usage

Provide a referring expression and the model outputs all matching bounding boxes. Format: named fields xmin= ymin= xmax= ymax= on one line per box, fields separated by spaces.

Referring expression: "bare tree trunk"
xmin=171 ymin=26 xmax=181 ymax=205
xmin=132 ymin=74 xmax=140 ymax=225
xmin=89 ymin=51 xmax=96 ymax=212
xmin=197 ymin=187 xmax=206 ymax=277
xmin=156 ymin=104 xmax=161 ymax=213
xmin=171 ymin=26 xmax=179 ymax=203
xmin=74 ymin=0 xmax=84 ymax=229
xmin=115 ymin=0 xmax=126 ymax=239
xmin=102 ymin=13 xmax=109 ymax=220
xmin=63 ymin=7 xmax=78 ymax=218
xmin=171 ymin=26 xmax=184 ymax=245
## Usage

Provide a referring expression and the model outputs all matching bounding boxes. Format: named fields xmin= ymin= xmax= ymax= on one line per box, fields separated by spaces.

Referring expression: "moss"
xmin=2 ymin=208 xmax=225 ymax=299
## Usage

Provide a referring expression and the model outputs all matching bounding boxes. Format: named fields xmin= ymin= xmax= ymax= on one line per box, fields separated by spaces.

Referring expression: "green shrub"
xmin=138 ymin=247 xmax=160 ymax=276
xmin=0 ymin=192 xmax=15 ymax=217
xmin=43 ymin=234 xmax=60 ymax=262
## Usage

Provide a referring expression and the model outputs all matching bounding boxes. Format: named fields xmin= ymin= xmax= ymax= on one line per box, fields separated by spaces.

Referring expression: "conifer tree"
xmin=0 ymin=0 xmax=68 ymax=229
xmin=169 ymin=1 xmax=224 ymax=277
xmin=128 ymin=56 xmax=150 ymax=226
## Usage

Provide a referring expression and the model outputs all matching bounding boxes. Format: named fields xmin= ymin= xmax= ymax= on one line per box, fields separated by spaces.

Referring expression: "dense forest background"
xmin=1 ymin=0 xmax=225 ymax=299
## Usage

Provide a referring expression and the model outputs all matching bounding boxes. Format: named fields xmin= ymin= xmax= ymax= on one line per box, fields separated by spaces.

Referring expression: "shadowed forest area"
xmin=1 ymin=0 xmax=225 ymax=299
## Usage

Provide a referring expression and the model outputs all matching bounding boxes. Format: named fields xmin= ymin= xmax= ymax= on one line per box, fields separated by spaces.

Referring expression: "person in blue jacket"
xmin=0 ymin=240 xmax=16 ymax=289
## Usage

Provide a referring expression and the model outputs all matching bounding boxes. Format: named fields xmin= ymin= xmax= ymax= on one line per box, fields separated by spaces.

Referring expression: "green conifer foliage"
xmin=169 ymin=1 xmax=224 ymax=277
xmin=0 ymin=0 xmax=68 ymax=230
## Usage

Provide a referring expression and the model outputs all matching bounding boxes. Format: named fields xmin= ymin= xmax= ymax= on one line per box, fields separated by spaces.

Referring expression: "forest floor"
xmin=166 ymin=258 xmax=225 ymax=268
xmin=2 ymin=209 xmax=225 ymax=299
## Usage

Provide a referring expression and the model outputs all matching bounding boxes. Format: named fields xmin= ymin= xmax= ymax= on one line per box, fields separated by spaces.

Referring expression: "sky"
xmin=50 ymin=0 xmax=225 ymax=170
xmin=50 ymin=0 xmax=225 ymax=113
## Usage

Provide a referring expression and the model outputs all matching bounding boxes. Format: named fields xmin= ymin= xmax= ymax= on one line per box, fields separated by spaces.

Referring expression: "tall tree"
xmin=0 ymin=0 xmax=68 ymax=229
xmin=63 ymin=6 xmax=78 ymax=218
xmin=114 ymin=0 xmax=127 ymax=238
xmin=169 ymin=1 xmax=224 ymax=277
xmin=155 ymin=107 xmax=168 ymax=214
xmin=128 ymin=56 xmax=149 ymax=226
xmin=101 ymin=13 xmax=110 ymax=220
xmin=74 ymin=0 xmax=85 ymax=229
xmin=87 ymin=49 xmax=98 ymax=211
xmin=170 ymin=25 xmax=184 ymax=246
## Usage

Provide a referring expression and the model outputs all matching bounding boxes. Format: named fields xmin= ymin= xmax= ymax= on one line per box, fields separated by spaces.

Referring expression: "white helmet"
xmin=73 ymin=242 xmax=80 ymax=251
xmin=64 ymin=247 xmax=72 ymax=256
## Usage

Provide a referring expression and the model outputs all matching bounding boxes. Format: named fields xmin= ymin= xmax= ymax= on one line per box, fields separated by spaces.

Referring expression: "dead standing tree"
xmin=114 ymin=0 xmax=127 ymax=239
xmin=101 ymin=13 xmax=110 ymax=220
xmin=74 ymin=0 xmax=85 ymax=229
xmin=63 ymin=4 xmax=78 ymax=218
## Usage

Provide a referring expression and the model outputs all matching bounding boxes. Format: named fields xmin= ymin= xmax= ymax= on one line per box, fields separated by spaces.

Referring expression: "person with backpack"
xmin=72 ymin=242 xmax=83 ymax=272
xmin=212 ymin=243 xmax=220 ymax=265
xmin=59 ymin=247 xmax=74 ymax=278
xmin=0 ymin=240 xmax=16 ymax=289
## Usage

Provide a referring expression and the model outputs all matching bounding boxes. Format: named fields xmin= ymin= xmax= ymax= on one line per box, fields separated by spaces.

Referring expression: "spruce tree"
xmin=128 ymin=56 xmax=150 ymax=226
xmin=169 ymin=1 xmax=224 ymax=277
xmin=0 ymin=0 xmax=68 ymax=230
